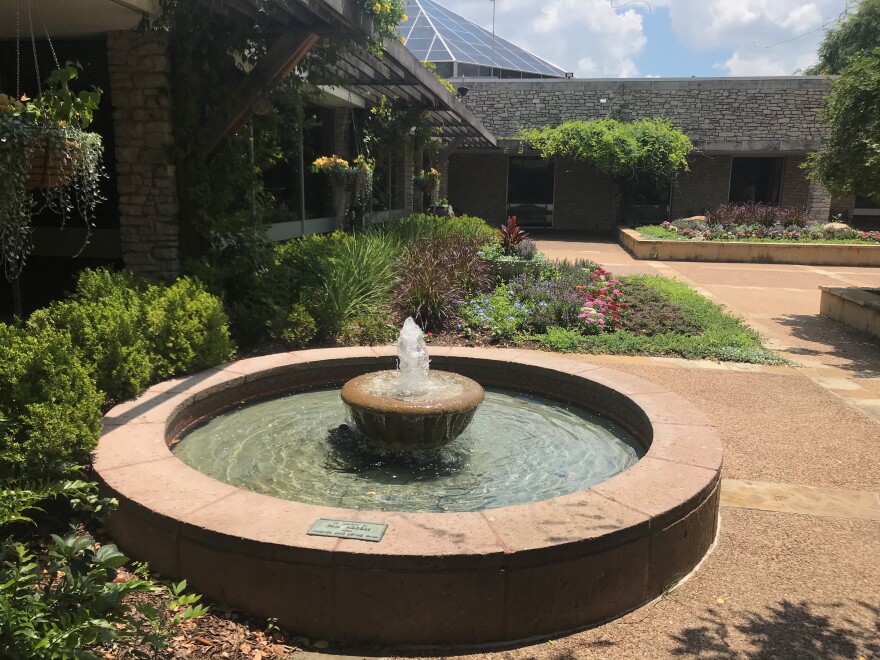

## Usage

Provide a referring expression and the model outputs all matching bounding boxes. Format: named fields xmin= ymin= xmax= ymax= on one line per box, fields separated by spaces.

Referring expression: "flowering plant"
xmin=576 ymin=268 xmax=626 ymax=334
xmin=413 ymin=168 xmax=441 ymax=205
xmin=356 ymin=0 xmax=407 ymax=51
xmin=311 ymin=154 xmax=375 ymax=228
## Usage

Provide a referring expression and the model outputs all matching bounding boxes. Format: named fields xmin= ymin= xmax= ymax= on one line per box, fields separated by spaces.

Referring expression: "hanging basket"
xmin=25 ymin=138 xmax=78 ymax=190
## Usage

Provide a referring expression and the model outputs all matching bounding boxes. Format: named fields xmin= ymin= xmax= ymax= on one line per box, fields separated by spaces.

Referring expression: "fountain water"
xmin=340 ymin=318 xmax=485 ymax=450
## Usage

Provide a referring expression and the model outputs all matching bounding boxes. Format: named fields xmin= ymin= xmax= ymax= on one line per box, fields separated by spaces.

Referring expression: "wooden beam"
xmin=435 ymin=136 xmax=464 ymax=163
xmin=200 ymin=29 xmax=320 ymax=159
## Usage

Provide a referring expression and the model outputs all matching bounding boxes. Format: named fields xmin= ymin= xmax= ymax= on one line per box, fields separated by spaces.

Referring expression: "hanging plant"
xmin=311 ymin=154 xmax=375 ymax=229
xmin=0 ymin=62 xmax=106 ymax=281
xmin=413 ymin=168 xmax=441 ymax=205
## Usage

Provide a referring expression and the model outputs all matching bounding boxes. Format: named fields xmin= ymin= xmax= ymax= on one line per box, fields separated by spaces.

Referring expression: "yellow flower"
xmin=373 ymin=2 xmax=381 ymax=11
xmin=400 ymin=37 xmax=407 ymax=44
xmin=402 ymin=13 xmax=408 ymax=21
xmin=383 ymin=3 xmax=391 ymax=12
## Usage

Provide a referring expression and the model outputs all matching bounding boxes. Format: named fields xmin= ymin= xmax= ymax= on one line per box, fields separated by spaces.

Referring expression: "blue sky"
xmin=431 ymin=0 xmax=851 ymax=78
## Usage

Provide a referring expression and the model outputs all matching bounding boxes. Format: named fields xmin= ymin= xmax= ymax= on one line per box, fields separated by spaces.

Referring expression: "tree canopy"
xmin=804 ymin=0 xmax=880 ymax=75
xmin=806 ymin=47 xmax=880 ymax=198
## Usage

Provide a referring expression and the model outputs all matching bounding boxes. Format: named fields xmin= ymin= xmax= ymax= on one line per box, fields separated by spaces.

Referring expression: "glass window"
xmin=729 ymin=157 xmax=783 ymax=205
xmin=507 ymin=157 xmax=554 ymax=227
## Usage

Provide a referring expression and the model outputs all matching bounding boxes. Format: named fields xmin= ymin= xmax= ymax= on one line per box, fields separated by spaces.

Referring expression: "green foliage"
xmin=336 ymin=312 xmax=399 ymax=346
xmin=28 ymin=270 xmax=155 ymax=401
xmin=315 ymin=233 xmax=398 ymax=336
xmin=269 ymin=303 xmax=317 ymax=349
xmin=804 ymin=0 xmax=880 ymax=74
xmin=394 ymin=234 xmax=493 ymax=329
xmin=517 ymin=118 xmax=693 ymax=197
xmin=0 ymin=118 xmax=105 ymax=282
xmin=377 ymin=213 xmax=496 ymax=246
xmin=806 ymin=47 xmax=880 ymax=199
xmin=9 ymin=63 xmax=104 ymax=129
xmin=0 ymin=533 xmax=206 ymax=659
xmin=421 ymin=60 xmax=457 ymax=95
xmin=0 ymin=467 xmax=113 ymax=529
xmin=146 ymin=277 xmax=235 ymax=379
xmin=27 ymin=269 xmax=234 ymax=403
xmin=460 ymin=284 xmax=531 ymax=341
xmin=0 ymin=324 xmax=102 ymax=469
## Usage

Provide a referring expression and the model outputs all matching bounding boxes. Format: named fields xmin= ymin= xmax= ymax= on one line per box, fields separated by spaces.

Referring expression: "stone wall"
xmin=107 ymin=31 xmax=179 ymax=280
xmin=780 ymin=155 xmax=831 ymax=220
xmin=459 ymin=78 xmax=830 ymax=151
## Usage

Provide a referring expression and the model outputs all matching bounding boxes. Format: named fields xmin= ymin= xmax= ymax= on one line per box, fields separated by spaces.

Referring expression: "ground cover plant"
xmin=637 ymin=203 xmax=880 ymax=243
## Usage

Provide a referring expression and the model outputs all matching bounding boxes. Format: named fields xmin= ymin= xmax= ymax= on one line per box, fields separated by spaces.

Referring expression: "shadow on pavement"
xmin=774 ymin=314 xmax=880 ymax=377
xmin=668 ymin=600 xmax=879 ymax=659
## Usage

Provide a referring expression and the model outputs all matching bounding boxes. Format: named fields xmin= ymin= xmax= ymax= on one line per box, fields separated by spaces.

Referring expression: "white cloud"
xmin=655 ymin=0 xmax=840 ymax=75
xmin=436 ymin=0 xmax=647 ymax=77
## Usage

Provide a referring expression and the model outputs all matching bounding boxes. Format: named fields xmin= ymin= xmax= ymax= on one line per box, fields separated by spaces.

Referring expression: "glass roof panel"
xmin=399 ymin=0 xmax=566 ymax=77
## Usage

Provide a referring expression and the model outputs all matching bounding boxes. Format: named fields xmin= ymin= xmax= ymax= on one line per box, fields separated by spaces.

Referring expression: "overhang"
xmin=0 ymin=0 xmax=159 ymax=38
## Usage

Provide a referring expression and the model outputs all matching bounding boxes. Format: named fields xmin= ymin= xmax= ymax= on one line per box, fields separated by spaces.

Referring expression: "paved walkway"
xmin=297 ymin=239 xmax=880 ymax=660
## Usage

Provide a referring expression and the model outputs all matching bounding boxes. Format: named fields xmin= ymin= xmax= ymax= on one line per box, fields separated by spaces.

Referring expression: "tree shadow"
xmin=670 ymin=600 xmax=879 ymax=659
xmin=773 ymin=313 xmax=880 ymax=377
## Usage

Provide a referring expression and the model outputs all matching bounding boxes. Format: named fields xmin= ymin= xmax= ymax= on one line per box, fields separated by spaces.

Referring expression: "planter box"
xmin=619 ymin=228 xmax=880 ymax=267
xmin=820 ymin=287 xmax=880 ymax=341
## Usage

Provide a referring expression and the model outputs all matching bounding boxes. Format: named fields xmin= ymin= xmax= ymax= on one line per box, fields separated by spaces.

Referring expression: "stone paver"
xmin=721 ymin=479 xmax=880 ymax=520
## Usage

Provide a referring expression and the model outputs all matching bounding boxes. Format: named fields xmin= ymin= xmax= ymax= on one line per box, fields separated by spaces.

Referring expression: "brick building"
xmin=445 ymin=77 xmax=869 ymax=231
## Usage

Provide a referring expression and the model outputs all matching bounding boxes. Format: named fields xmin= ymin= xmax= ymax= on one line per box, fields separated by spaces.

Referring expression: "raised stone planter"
xmin=619 ymin=228 xmax=880 ymax=266
xmin=93 ymin=347 xmax=722 ymax=647
xmin=820 ymin=287 xmax=880 ymax=341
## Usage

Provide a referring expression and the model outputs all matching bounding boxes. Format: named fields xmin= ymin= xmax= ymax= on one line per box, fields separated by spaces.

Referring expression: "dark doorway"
xmin=729 ymin=157 xmax=783 ymax=205
xmin=507 ymin=156 xmax=554 ymax=227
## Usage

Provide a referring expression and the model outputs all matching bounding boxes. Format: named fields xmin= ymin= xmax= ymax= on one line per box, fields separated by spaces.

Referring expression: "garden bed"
xmin=620 ymin=228 xmax=880 ymax=266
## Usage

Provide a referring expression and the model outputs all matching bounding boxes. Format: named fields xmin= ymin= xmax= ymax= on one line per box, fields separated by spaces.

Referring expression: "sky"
xmin=430 ymin=0 xmax=855 ymax=77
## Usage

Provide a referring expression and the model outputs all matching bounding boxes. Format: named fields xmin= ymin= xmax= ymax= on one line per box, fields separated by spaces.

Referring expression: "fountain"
xmin=340 ymin=318 xmax=484 ymax=450
xmin=94 ymin=339 xmax=723 ymax=646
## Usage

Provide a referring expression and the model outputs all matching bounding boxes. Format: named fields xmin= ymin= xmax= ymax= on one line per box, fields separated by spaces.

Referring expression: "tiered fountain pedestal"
xmin=341 ymin=370 xmax=485 ymax=450
xmin=93 ymin=347 xmax=722 ymax=647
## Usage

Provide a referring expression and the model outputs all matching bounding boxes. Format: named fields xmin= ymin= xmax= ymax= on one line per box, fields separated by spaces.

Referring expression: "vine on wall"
xmin=517 ymin=118 xmax=694 ymax=210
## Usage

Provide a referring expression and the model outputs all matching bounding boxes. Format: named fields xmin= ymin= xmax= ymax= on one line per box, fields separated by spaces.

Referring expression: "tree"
xmin=804 ymin=0 xmax=880 ymax=74
xmin=806 ymin=48 xmax=880 ymax=199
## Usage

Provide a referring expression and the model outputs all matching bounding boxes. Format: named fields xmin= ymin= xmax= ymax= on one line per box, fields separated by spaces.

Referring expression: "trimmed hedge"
xmin=0 ymin=324 xmax=103 ymax=468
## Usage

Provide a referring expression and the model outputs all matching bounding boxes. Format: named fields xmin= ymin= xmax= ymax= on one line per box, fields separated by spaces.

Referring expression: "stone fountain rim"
xmin=94 ymin=346 xmax=722 ymax=570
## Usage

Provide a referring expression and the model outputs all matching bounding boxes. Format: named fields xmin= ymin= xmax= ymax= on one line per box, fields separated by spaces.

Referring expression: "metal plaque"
xmin=307 ymin=518 xmax=387 ymax=542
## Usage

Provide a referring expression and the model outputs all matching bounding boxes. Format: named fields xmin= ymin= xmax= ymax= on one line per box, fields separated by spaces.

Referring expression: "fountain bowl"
xmin=93 ymin=347 xmax=723 ymax=647
xmin=341 ymin=370 xmax=484 ymax=450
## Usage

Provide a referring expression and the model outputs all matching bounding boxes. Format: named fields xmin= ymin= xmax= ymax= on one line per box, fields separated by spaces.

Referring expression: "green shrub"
xmin=336 ymin=311 xmax=398 ymax=346
xmin=536 ymin=326 xmax=585 ymax=352
xmin=27 ymin=269 xmax=235 ymax=402
xmin=0 ymin=324 xmax=102 ymax=468
xmin=377 ymin=213 xmax=496 ymax=246
xmin=28 ymin=269 xmax=155 ymax=401
xmin=269 ymin=303 xmax=317 ymax=349
xmin=145 ymin=277 xmax=235 ymax=379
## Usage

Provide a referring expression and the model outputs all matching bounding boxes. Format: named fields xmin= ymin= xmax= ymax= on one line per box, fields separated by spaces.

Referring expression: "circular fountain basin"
xmin=94 ymin=347 xmax=723 ymax=647
xmin=340 ymin=369 xmax=484 ymax=450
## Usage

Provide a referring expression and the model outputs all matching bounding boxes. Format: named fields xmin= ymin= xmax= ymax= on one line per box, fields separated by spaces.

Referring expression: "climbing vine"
xmin=518 ymin=118 xmax=693 ymax=205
